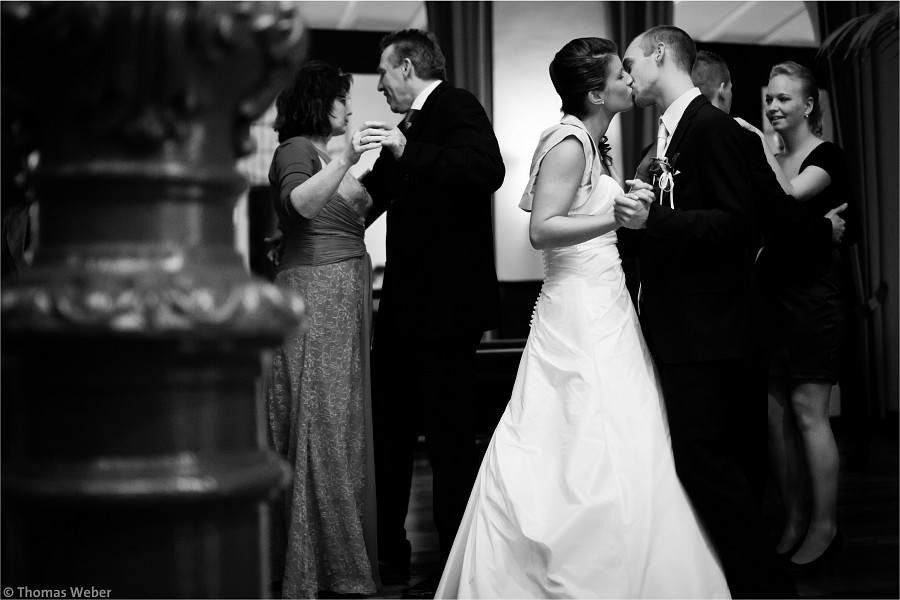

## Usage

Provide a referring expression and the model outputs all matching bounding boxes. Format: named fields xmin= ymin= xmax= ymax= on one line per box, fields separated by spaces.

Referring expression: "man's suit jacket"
xmin=639 ymin=95 xmax=761 ymax=365
xmin=363 ymin=82 xmax=505 ymax=339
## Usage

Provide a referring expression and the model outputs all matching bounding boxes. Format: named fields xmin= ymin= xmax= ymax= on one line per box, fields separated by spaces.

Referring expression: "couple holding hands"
xmin=266 ymin=29 xmax=504 ymax=599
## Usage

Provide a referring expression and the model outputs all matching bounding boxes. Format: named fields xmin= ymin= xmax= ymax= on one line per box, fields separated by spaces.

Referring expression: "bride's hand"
xmin=625 ymin=179 xmax=654 ymax=201
xmin=614 ymin=190 xmax=652 ymax=229
xmin=631 ymin=189 xmax=656 ymax=204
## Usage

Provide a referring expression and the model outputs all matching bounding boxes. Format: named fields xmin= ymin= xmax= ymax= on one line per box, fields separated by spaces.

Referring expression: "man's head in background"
xmin=692 ymin=50 xmax=733 ymax=113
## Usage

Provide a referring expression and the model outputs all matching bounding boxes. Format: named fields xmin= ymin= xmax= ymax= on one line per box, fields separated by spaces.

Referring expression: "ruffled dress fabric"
xmin=435 ymin=116 xmax=730 ymax=599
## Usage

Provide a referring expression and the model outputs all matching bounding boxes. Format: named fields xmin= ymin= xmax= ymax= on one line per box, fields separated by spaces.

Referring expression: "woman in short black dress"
xmin=740 ymin=60 xmax=853 ymax=571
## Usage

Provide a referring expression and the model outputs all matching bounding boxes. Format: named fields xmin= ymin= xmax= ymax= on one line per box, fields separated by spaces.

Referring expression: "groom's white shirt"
xmin=659 ymin=87 xmax=702 ymax=155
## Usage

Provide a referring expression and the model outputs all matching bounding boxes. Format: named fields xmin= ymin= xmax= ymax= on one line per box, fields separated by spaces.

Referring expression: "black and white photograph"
xmin=1 ymin=2 xmax=897 ymax=599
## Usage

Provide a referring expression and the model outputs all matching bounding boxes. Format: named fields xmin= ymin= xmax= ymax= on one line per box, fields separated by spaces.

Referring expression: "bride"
xmin=435 ymin=38 xmax=731 ymax=599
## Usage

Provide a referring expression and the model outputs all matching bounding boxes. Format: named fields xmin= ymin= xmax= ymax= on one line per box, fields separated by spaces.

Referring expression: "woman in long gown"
xmin=435 ymin=38 xmax=731 ymax=599
xmin=265 ymin=61 xmax=382 ymax=598
xmin=738 ymin=61 xmax=853 ymax=571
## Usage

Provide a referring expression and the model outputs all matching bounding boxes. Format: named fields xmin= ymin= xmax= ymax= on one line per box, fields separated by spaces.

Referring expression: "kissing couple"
xmin=436 ymin=26 xmax=795 ymax=600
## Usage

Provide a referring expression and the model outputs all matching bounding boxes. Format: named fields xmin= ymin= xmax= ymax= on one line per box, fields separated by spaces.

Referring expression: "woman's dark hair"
xmin=769 ymin=61 xmax=823 ymax=136
xmin=273 ymin=61 xmax=352 ymax=142
xmin=549 ymin=37 xmax=618 ymax=117
xmin=380 ymin=29 xmax=447 ymax=81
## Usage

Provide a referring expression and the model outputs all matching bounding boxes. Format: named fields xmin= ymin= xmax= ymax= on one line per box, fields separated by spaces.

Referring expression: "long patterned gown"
xmin=266 ymin=136 xmax=378 ymax=598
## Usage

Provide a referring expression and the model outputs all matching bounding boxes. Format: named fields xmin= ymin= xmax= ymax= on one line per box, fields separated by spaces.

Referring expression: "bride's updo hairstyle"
xmin=770 ymin=61 xmax=823 ymax=136
xmin=549 ymin=37 xmax=618 ymax=118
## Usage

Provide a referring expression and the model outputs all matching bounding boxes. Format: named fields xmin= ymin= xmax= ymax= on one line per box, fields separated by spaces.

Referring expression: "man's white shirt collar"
xmin=410 ymin=80 xmax=442 ymax=112
xmin=660 ymin=87 xmax=702 ymax=148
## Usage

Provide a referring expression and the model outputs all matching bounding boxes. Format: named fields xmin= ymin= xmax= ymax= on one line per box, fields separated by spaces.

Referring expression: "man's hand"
xmin=362 ymin=121 xmax=405 ymax=160
xmin=345 ymin=125 xmax=384 ymax=165
xmin=614 ymin=179 xmax=655 ymax=229
xmin=825 ymin=202 xmax=848 ymax=243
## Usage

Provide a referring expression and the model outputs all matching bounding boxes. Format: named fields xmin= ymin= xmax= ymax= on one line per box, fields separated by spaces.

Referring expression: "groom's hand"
xmin=614 ymin=180 xmax=654 ymax=229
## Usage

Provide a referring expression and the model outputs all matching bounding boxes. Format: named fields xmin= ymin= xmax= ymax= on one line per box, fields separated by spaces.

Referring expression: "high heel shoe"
xmin=788 ymin=530 xmax=843 ymax=573
xmin=775 ymin=538 xmax=804 ymax=565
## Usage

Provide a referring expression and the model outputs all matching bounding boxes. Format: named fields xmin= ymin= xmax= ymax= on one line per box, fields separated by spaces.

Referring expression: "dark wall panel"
xmin=307 ymin=29 xmax=391 ymax=74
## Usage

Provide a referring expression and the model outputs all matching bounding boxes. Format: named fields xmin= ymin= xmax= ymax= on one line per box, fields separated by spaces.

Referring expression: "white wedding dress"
xmin=435 ymin=116 xmax=731 ymax=599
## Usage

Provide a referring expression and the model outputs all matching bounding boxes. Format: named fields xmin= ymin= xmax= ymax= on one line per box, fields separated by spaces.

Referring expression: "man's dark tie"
xmin=401 ymin=109 xmax=419 ymax=132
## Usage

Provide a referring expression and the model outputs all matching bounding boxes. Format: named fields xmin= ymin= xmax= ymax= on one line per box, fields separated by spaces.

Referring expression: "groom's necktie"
xmin=655 ymin=118 xmax=669 ymax=159
xmin=632 ymin=119 xmax=668 ymax=188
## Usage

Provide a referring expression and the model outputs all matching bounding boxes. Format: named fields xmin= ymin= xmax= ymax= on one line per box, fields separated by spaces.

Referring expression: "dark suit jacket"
xmin=639 ymin=95 xmax=761 ymax=365
xmin=363 ymin=82 xmax=505 ymax=338
xmin=623 ymin=111 xmax=835 ymax=364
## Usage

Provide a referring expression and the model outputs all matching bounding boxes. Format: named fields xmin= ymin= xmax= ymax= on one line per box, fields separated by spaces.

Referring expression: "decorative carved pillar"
xmin=1 ymin=3 xmax=306 ymax=597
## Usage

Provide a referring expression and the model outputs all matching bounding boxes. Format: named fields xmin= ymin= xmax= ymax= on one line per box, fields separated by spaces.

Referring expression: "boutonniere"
xmin=649 ymin=152 xmax=681 ymax=208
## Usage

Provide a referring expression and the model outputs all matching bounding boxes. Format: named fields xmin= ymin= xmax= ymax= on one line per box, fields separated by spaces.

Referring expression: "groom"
xmin=614 ymin=26 xmax=794 ymax=598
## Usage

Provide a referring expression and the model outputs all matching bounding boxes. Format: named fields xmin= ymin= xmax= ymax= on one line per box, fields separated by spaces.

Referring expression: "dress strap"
xmin=313 ymin=146 xmax=331 ymax=165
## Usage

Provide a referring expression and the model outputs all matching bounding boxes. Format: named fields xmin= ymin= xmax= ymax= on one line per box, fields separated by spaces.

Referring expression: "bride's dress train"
xmin=435 ymin=117 xmax=731 ymax=599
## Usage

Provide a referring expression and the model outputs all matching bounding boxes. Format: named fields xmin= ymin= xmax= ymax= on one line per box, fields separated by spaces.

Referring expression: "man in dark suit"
xmin=360 ymin=29 xmax=505 ymax=599
xmin=614 ymin=26 xmax=794 ymax=598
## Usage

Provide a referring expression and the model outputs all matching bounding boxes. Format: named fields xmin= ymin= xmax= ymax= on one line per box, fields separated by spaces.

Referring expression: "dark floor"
xmin=376 ymin=420 xmax=899 ymax=599
xmin=377 ymin=445 xmax=440 ymax=600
